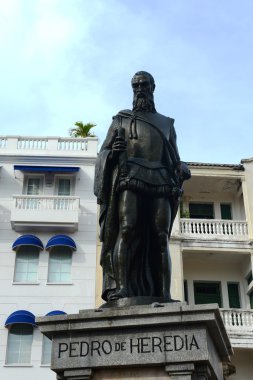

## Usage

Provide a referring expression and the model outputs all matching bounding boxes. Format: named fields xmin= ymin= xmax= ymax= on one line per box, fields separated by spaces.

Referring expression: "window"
xmin=41 ymin=335 xmax=52 ymax=365
xmin=6 ymin=324 xmax=33 ymax=364
xmin=194 ymin=282 xmax=222 ymax=307
xmin=57 ymin=178 xmax=71 ymax=196
xmin=221 ymin=204 xmax=232 ymax=220
xmin=24 ymin=177 xmax=42 ymax=209
xmin=246 ymin=271 xmax=253 ymax=285
xmin=26 ymin=177 xmax=41 ymax=195
xmin=189 ymin=203 xmax=214 ymax=219
xmin=227 ymin=283 xmax=240 ymax=308
xmin=54 ymin=178 xmax=72 ymax=209
xmin=14 ymin=246 xmax=39 ymax=282
xmin=47 ymin=247 xmax=72 ymax=283
xmin=249 ymin=292 xmax=253 ymax=309
xmin=184 ymin=280 xmax=188 ymax=303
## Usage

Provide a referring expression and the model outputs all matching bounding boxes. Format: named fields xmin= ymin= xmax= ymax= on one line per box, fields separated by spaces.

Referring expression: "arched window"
xmin=47 ymin=246 xmax=72 ymax=283
xmin=41 ymin=311 xmax=66 ymax=365
xmin=41 ymin=335 xmax=51 ymax=365
xmin=14 ymin=246 xmax=40 ymax=282
xmin=12 ymin=235 xmax=44 ymax=283
xmin=6 ymin=324 xmax=33 ymax=364
xmin=5 ymin=310 xmax=36 ymax=365
xmin=46 ymin=235 xmax=76 ymax=283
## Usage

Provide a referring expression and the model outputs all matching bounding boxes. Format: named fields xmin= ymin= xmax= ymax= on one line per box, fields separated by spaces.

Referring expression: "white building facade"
xmin=2 ymin=133 xmax=253 ymax=379
xmin=0 ymin=135 xmax=98 ymax=379
xmin=169 ymin=161 xmax=253 ymax=379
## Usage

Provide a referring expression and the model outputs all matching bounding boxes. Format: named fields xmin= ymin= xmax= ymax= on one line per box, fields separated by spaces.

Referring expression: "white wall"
xmin=0 ymin=144 xmax=98 ymax=379
xmin=183 ymin=254 xmax=251 ymax=309
xmin=230 ymin=348 xmax=253 ymax=380
xmin=182 ymin=191 xmax=245 ymax=220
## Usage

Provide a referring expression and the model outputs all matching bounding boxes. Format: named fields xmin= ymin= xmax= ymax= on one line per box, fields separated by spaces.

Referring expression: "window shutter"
xmin=189 ymin=203 xmax=214 ymax=219
xmin=58 ymin=179 xmax=71 ymax=196
xmin=249 ymin=293 xmax=253 ymax=309
xmin=194 ymin=282 xmax=222 ymax=307
xmin=227 ymin=283 xmax=240 ymax=308
xmin=221 ymin=204 xmax=232 ymax=220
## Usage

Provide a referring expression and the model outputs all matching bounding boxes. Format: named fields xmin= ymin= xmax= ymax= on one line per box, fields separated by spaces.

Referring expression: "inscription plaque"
xmin=37 ymin=303 xmax=234 ymax=379
xmin=52 ymin=327 xmax=207 ymax=370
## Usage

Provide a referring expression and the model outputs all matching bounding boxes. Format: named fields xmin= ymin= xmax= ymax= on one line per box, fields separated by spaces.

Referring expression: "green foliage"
xmin=69 ymin=121 xmax=96 ymax=138
xmin=180 ymin=201 xmax=190 ymax=218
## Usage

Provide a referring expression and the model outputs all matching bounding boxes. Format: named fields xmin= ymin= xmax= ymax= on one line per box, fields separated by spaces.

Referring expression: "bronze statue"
xmin=94 ymin=71 xmax=190 ymax=303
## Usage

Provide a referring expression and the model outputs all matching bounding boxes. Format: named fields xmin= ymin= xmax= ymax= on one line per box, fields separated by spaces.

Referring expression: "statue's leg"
xmin=152 ymin=197 xmax=172 ymax=300
xmin=111 ymin=190 xmax=138 ymax=300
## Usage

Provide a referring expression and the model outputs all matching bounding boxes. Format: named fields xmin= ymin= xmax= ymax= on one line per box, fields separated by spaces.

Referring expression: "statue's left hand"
xmin=175 ymin=161 xmax=191 ymax=182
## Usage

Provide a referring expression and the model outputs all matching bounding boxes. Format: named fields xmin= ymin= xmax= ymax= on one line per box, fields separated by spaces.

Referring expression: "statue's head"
xmin=131 ymin=71 xmax=156 ymax=113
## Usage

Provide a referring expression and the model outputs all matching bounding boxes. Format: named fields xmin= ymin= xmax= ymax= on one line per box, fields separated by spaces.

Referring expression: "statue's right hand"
xmin=112 ymin=136 xmax=127 ymax=153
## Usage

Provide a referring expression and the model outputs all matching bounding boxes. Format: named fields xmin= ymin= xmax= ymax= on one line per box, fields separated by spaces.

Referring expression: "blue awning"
xmin=12 ymin=235 xmax=44 ymax=251
xmin=45 ymin=235 xmax=76 ymax=251
xmin=46 ymin=310 xmax=66 ymax=316
xmin=14 ymin=165 xmax=79 ymax=173
xmin=5 ymin=310 xmax=36 ymax=327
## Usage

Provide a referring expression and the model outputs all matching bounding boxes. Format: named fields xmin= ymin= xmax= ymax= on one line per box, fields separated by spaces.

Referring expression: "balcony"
xmin=180 ymin=218 xmax=248 ymax=241
xmin=221 ymin=308 xmax=253 ymax=348
xmin=11 ymin=195 xmax=80 ymax=232
xmin=0 ymin=135 xmax=98 ymax=157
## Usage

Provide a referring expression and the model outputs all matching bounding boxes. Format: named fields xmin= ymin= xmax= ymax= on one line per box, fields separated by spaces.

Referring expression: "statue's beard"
xmin=132 ymin=93 xmax=156 ymax=112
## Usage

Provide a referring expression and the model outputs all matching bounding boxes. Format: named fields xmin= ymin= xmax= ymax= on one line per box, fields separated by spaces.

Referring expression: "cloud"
xmin=0 ymin=0 xmax=253 ymax=163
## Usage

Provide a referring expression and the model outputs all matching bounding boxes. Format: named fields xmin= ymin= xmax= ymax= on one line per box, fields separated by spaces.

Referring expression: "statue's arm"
xmin=170 ymin=123 xmax=191 ymax=183
xmin=169 ymin=122 xmax=181 ymax=165
xmin=100 ymin=115 xmax=126 ymax=160
xmin=100 ymin=119 xmax=117 ymax=152
xmin=94 ymin=119 xmax=116 ymax=202
xmin=94 ymin=115 xmax=126 ymax=203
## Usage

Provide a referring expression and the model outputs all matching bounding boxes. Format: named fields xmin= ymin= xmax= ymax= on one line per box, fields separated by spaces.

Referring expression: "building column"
xmin=165 ymin=363 xmax=195 ymax=379
xmin=166 ymin=363 xmax=213 ymax=380
xmin=170 ymin=240 xmax=184 ymax=301
xmin=241 ymin=177 xmax=253 ymax=241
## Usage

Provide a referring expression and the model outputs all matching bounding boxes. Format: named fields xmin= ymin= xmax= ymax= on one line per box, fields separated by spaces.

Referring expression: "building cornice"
xmin=0 ymin=154 xmax=97 ymax=166
xmin=188 ymin=162 xmax=244 ymax=171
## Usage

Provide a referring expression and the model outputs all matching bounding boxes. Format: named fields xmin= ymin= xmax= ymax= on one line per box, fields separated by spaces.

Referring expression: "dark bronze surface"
xmin=94 ymin=71 xmax=190 ymax=303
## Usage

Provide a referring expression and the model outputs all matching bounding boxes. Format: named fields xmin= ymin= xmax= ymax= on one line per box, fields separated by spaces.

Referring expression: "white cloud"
xmin=0 ymin=0 xmax=253 ymax=163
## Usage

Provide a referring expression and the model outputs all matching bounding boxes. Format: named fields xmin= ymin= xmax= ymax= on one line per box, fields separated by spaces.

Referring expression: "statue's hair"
xmin=131 ymin=71 xmax=155 ymax=87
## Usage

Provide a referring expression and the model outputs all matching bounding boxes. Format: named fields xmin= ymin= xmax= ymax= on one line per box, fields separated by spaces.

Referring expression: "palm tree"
xmin=69 ymin=121 xmax=96 ymax=138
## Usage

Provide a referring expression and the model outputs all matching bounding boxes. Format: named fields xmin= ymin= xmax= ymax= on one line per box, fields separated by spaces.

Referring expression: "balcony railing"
xmin=221 ymin=308 xmax=253 ymax=331
xmin=11 ymin=195 xmax=80 ymax=232
xmin=220 ymin=308 xmax=253 ymax=348
xmin=58 ymin=138 xmax=89 ymax=151
xmin=17 ymin=137 xmax=48 ymax=150
xmin=0 ymin=135 xmax=98 ymax=156
xmin=180 ymin=218 xmax=248 ymax=241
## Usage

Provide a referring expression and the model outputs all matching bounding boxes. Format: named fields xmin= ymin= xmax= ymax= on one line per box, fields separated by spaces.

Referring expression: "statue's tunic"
xmin=116 ymin=111 xmax=179 ymax=196
xmin=94 ymin=110 xmax=182 ymax=300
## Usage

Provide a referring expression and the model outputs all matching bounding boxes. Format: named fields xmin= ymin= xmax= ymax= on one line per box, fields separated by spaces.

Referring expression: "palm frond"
xmin=69 ymin=121 xmax=96 ymax=137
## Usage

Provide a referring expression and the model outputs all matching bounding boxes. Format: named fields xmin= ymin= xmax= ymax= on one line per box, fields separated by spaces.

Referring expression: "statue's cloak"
xmin=94 ymin=110 xmax=182 ymax=301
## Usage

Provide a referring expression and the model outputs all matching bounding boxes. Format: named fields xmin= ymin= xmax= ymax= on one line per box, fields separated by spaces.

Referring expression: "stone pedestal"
xmin=36 ymin=303 xmax=235 ymax=380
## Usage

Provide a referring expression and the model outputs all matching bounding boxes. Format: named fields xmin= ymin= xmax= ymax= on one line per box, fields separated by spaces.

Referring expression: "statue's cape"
xmin=118 ymin=109 xmax=174 ymax=141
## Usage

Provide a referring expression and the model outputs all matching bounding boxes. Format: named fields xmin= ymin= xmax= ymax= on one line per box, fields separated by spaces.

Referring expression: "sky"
xmin=0 ymin=0 xmax=253 ymax=164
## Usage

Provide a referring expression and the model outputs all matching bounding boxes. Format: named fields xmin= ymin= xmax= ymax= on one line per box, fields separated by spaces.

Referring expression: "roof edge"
xmin=187 ymin=162 xmax=244 ymax=171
